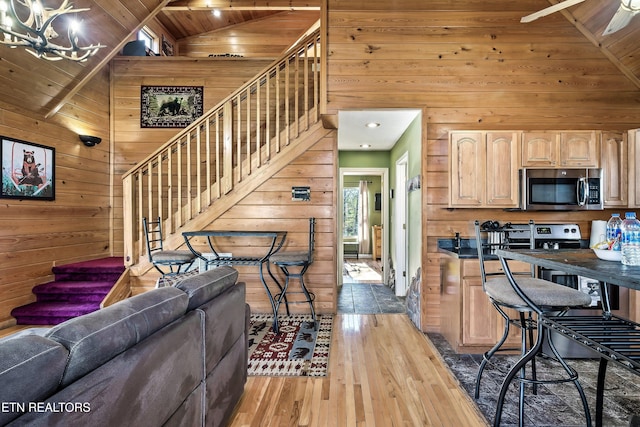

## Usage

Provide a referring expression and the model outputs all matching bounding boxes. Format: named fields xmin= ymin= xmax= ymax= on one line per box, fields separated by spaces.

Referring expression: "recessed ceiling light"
xmin=212 ymin=9 xmax=221 ymax=17
xmin=360 ymin=144 xmax=372 ymax=149
xmin=365 ymin=122 xmax=380 ymax=128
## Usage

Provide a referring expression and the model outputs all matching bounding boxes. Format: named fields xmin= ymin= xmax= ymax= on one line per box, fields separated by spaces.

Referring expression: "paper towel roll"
xmin=590 ymin=220 xmax=607 ymax=247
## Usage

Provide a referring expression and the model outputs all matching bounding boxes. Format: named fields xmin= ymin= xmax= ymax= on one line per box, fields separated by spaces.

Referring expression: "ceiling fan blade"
xmin=603 ymin=2 xmax=640 ymax=36
xmin=521 ymin=0 xmax=587 ymax=23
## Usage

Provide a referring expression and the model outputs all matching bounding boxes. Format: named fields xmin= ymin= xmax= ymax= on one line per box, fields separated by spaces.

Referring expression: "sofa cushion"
xmin=175 ymin=266 xmax=238 ymax=311
xmin=8 ymin=312 xmax=205 ymax=427
xmin=0 ymin=335 xmax=68 ymax=425
xmin=45 ymin=286 xmax=188 ymax=386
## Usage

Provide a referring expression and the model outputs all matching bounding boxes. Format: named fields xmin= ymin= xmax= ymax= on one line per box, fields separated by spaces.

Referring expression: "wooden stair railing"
xmin=122 ymin=29 xmax=321 ymax=270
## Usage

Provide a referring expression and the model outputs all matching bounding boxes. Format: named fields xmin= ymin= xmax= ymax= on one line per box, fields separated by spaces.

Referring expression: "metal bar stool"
xmin=473 ymin=220 xmax=593 ymax=427
xmin=269 ymin=217 xmax=316 ymax=330
xmin=143 ymin=217 xmax=196 ymax=283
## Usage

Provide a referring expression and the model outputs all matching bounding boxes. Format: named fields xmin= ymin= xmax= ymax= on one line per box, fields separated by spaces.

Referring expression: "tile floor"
xmin=428 ymin=332 xmax=640 ymax=427
xmin=338 ymin=258 xmax=406 ymax=314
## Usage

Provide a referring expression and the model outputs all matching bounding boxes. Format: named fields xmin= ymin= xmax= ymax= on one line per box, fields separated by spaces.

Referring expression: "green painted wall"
xmin=389 ymin=113 xmax=422 ymax=287
xmin=339 ymin=151 xmax=390 ymax=168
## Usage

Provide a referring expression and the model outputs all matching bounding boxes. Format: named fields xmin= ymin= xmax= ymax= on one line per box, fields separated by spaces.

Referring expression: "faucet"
xmin=454 ymin=232 xmax=461 ymax=251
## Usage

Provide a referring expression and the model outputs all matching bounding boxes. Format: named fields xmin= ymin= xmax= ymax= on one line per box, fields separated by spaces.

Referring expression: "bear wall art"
xmin=1 ymin=137 xmax=55 ymax=200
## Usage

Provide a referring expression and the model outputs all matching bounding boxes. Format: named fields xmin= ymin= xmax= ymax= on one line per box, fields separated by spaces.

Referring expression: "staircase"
xmin=11 ymin=258 xmax=125 ymax=325
xmin=122 ymin=28 xmax=323 ymax=275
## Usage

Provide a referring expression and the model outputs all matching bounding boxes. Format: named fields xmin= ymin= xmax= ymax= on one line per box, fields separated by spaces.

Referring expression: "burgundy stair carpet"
xmin=11 ymin=257 xmax=125 ymax=325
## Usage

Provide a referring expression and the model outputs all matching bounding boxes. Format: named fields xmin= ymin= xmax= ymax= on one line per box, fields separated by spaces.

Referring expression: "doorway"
xmin=337 ymin=168 xmax=404 ymax=313
xmin=394 ymin=153 xmax=408 ymax=296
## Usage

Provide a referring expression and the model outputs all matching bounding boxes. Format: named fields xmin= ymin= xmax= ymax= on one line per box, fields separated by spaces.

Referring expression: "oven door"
xmin=539 ymin=269 xmax=620 ymax=310
xmin=539 ymin=268 xmax=579 ymax=289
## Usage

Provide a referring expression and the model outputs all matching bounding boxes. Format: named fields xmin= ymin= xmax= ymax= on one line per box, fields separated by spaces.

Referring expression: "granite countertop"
xmin=496 ymin=248 xmax=640 ymax=291
xmin=437 ymin=238 xmax=495 ymax=259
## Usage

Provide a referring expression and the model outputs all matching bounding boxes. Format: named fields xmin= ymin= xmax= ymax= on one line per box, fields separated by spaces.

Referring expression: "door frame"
xmin=338 ymin=167 xmax=389 ymax=287
xmin=394 ymin=153 xmax=409 ymax=296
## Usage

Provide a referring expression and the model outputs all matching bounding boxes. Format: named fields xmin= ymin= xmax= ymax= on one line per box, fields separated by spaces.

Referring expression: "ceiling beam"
xmin=45 ymin=0 xmax=175 ymax=119
xmin=165 ymin=0 xmax=320 ymax=10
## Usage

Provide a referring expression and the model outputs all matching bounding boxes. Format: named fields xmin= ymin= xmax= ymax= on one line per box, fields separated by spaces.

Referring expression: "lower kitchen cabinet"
xmin=440 ymin=254 xmax=528 ymax=353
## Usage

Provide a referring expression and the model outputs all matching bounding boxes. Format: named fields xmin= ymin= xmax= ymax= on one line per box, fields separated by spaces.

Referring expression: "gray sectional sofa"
xmin=0 ymin=266 xmax=249 ymax=427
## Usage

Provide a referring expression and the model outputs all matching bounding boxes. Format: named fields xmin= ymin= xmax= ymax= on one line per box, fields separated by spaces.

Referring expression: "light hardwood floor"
xmin=229 ymin=314 xmax=488 ymax=426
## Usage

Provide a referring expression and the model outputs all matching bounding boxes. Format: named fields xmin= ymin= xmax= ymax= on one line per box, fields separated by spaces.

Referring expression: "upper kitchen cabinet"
xmin=601 ymin=131 xmax=627 ymax=207
xmin=521 ymin=132 xmax=557 ymax=167
xmin=629 ymin=129 xmax=640 ymax=208
xmin=450 ymin=131 xmax=519 ymax=208
xmin=560 ymin=131 xmax=599 ymax=167
xmin=521 ymin=131 xmax=599 ymax=168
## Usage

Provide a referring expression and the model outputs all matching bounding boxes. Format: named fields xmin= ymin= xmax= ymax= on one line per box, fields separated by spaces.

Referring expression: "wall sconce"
xmin=79 ymin=135 xmax=101 ymax=147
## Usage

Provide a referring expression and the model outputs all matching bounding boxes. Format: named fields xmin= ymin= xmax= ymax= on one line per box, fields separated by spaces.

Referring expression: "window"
xmin=138 ymin=27 xmax=157 ymax=54
xmin=343 ymin=187 xmax=359 ymax=238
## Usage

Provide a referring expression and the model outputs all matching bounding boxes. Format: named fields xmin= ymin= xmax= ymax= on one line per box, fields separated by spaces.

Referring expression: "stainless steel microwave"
xmin=520 ymin=168 xmax=603 ymax=211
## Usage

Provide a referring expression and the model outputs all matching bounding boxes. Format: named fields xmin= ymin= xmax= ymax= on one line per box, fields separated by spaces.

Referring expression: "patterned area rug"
xmin=248 ymin=314 xmax=333 ymax=377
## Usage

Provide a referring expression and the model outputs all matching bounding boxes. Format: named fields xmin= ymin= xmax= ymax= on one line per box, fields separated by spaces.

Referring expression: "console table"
xmin=182 ymin=230 xmax=287 ymax=332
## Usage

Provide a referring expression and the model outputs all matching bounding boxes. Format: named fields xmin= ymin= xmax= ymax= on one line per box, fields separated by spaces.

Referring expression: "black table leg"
xmin=596 ymin=357 xmax=608 ymax=427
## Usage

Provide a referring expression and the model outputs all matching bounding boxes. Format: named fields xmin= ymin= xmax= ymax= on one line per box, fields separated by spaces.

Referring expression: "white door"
xmin=395 ymin=154 xmax=408 ymax=296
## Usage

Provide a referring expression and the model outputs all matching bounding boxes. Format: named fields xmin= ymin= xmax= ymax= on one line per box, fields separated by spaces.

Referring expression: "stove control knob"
xmin=543 ymin=242 xmax=550 ymax=250
xmin=553 ymin=242 xmax=560 ymax=250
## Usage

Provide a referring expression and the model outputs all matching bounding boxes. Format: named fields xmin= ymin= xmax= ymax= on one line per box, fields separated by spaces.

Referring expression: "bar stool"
xmin=473 ymin=220 xmax=593 ymax=426
xmin=269 ymin=218 xmax=316 ymax=330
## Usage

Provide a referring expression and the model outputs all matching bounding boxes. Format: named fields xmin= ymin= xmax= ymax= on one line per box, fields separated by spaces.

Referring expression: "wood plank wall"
xmin=111 ymin=57 xmax=272 ymax=255
xmin=0 ymin=68 xmax=111 ymax=327
xmin=325 ymin=0 xmax=640 ymax=332
xmin=194 ymin=136 xmax=336 ymax=315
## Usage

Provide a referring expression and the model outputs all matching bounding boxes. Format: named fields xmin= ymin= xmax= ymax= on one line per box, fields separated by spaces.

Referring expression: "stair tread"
xmin=11 ymin=301 xmax=101 ymax=315
xmin=52 ymin=257 xmax=125 ymax=274
xmin=33 ymin=281 xmax=114 ymax=293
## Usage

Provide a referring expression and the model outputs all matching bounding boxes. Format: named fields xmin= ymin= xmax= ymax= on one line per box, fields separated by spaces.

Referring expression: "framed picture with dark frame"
xmin=1 ymin=136 xmax=55 ymax=200
xmin=140 ymin=85 xmax=204 ymax=128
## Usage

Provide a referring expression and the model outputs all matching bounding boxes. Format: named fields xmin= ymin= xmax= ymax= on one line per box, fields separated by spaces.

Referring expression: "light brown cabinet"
xmin=629 ymin=129 xmax=640 ymax=208
xmin=372 ymin=225 xmax=381 ymax=260
xmin=522 ymin=131 xmax=599 ymax=167
xmin=601 ymin=131 xmax=627 ymax=207
xmin=440 ymin=255 xmax=527 ymax=353
xmin=449 ymin=131 xmax=519 ymax=208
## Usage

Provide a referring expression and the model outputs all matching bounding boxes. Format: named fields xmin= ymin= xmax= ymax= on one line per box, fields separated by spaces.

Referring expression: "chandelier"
xmin=0 ymin=0 xmax=105 ymax=62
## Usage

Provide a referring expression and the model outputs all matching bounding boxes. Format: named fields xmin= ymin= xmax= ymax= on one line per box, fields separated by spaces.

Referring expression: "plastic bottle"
xmin=621 ymin=212 xmax=640 ymax=266
xmin=606 ymin=213 xmax=622 ymax=251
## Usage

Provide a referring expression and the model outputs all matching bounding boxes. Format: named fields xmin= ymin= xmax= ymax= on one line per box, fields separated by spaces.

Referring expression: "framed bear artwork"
xmin=0 ymin=136 xmax=55 ymax=200
xmin=140 ymin=86 xmax=204 ymax=128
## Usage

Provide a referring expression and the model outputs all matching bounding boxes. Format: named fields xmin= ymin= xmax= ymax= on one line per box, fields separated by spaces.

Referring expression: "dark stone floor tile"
xmin=427 ymin=332 xmax=635 ymax=427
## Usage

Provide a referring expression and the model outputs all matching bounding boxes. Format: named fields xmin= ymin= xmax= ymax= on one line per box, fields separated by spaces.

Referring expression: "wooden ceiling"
xmin=1 ymin=0 xmax=638 ymax=119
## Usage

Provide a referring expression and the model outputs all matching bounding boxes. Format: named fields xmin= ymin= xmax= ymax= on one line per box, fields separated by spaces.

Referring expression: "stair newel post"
xmin=123 ymin=173 xmax=135 ymax=268
xmin=223 ymin=100 xmax=233 ymax=194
